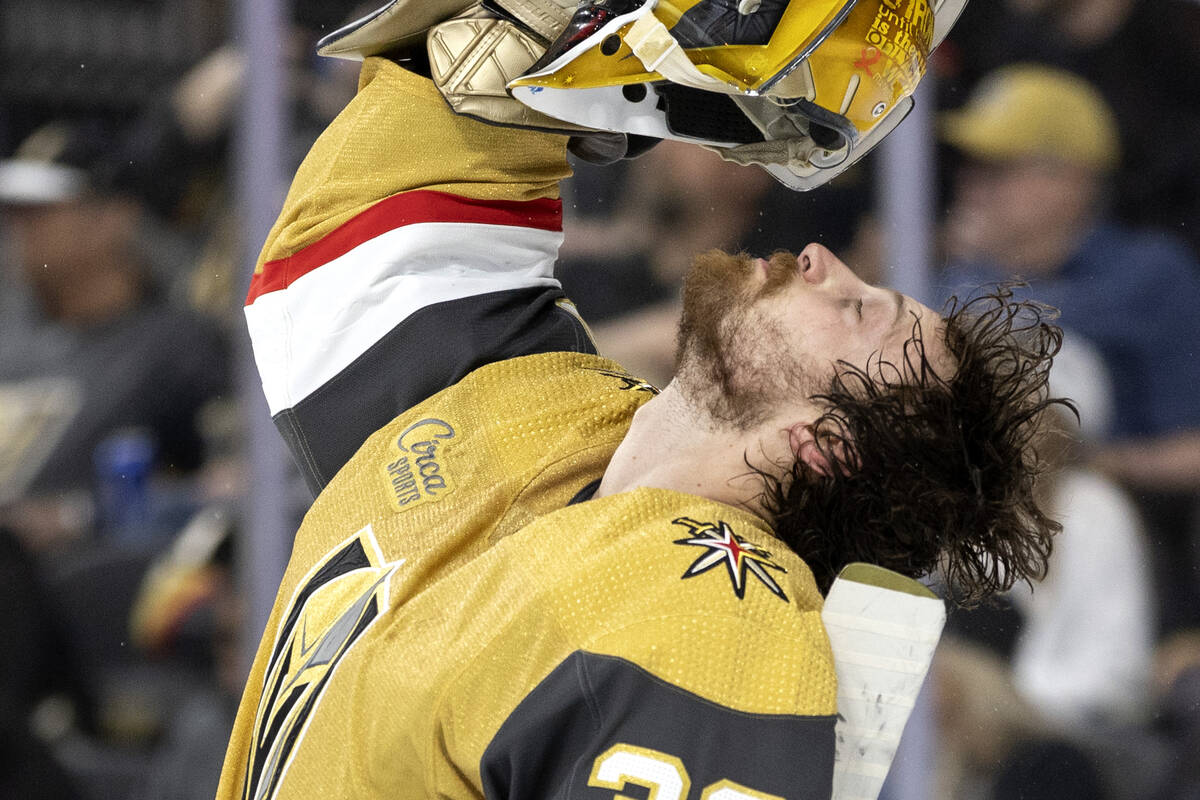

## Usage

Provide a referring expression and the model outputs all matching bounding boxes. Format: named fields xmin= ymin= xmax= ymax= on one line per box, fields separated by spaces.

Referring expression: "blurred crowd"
xmin=0 ymin=0 xmax=1197 ymax=798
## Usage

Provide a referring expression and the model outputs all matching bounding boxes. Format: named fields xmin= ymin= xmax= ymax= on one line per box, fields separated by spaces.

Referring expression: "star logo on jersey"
xmin=673 ymin=517 xmax=788 ymax=601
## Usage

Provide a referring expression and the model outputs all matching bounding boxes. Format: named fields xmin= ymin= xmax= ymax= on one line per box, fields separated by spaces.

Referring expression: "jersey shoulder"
xmin=444 ymin=488 xmax=837 ymax=799
xmin=505 ymin=487 xmax=836 ymax=717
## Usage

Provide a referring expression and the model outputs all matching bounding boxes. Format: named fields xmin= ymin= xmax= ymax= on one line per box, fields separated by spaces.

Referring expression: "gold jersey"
xmin=228 ymin=52 xmax=838 ymax=800
xmin=218 ymin=352 xmax=837 ymax=799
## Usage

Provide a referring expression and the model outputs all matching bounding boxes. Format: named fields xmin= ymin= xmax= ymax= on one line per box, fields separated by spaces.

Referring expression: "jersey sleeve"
xmin=243 ymin=57 xmax=593 ymax=494
xmin=478 ymin=650 xmax=835 ymax=800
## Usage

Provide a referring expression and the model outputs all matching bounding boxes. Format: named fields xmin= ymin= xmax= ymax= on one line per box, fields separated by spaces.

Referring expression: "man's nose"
xmin=798 ymin=242 xmax=841 ymax=285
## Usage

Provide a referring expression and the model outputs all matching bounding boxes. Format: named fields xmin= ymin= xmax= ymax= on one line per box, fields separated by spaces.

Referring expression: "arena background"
xmin=0 ymin=0 xmax=1198 ymax=798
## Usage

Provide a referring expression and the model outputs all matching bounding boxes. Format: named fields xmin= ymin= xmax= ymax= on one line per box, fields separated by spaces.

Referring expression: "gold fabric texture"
xmin=217 ymin=353 xmax=835 ymax=799
xmin=254 ymin=57 xmax=571 ymax=271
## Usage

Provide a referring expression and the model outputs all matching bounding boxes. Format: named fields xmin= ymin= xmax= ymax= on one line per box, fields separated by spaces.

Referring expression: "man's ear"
xmin=788 ymin=423 xmax=834 ymax=477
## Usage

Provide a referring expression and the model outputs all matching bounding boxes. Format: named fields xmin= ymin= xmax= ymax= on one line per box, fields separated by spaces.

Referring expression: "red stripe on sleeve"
xmin=246 ymin=190 xmax=562 ymax=304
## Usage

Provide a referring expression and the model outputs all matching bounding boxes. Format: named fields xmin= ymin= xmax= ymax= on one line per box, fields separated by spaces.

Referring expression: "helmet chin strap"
xmin=619 ymin=6 xmax=855 ymax=187
xmin=707 ymin=92 xmax=915 ymax=191
xmin=623 ymin=11 xmax=737 ymax=94
xmin=701 ymin=95 xmax=847 ymax=188
xmin=707 ymin=137 xmax=825 ymax=168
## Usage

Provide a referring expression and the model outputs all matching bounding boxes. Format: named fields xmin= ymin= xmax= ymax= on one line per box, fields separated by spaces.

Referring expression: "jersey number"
xmin=588 ymin=744 xmax=785 ymax=800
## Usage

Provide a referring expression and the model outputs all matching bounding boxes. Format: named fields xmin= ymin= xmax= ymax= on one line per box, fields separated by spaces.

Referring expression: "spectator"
xmin=936 ymin=64 xmax=1200 ymax=632
xmin=0 ymin=120 xmax=229 ymax=547
xmin=932 ymin=337 xmax=1159 ymax=799
xmin=931 ymin=637 xmax=1110 ymax=800
xmin=131 ymin=507 xmax=241 ymax=800
xmin=1008 ymin=335 xmax=1155 ymax=731
xmin=1151 ymin=631 xmax=1200 ymax=799
xmin=0 ymin=525 xmax=86 ymax=799
xmin=937 ymin=0 xmax=1200 ymax=257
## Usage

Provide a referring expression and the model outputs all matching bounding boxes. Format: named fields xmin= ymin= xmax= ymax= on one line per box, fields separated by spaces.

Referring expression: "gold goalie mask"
xmin=318 ymin=0 xmax=967 ymax=190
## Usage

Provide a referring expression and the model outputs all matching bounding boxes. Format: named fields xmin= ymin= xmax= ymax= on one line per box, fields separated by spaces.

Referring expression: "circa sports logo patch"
xmin=673 ymin=517 xmax=788 ymax=601
xmin=382 ymin=417 xmax=456 ymax=509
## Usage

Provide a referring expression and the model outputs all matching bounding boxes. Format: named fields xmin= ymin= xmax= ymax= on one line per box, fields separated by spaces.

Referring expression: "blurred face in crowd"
xmin=945 ymin=156 xmax=1100 ymax=275
xmin=4 ymin=195 xmax=141 ymax=291
xmin=675 ymin=243 xmax=948 ymax=430
xmin=1005 ymin=0 xmax=1135 ymax=45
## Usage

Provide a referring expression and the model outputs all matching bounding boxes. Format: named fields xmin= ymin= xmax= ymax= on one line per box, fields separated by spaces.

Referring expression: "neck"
xmin=596 ymin=380 xmax=772 ymax=520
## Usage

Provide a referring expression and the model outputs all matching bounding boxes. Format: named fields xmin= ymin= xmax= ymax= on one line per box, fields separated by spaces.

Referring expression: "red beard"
xmin=674 ymin=249 xmax=817 ymax=429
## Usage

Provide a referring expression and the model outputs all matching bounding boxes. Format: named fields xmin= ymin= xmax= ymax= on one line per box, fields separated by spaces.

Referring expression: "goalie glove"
xmin=316 ymin=0 xmax=648 ymax=163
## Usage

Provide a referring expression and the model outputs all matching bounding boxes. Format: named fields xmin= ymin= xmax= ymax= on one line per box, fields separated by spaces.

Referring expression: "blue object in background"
xmin=93 ymin=428 xmax=157 ymax=540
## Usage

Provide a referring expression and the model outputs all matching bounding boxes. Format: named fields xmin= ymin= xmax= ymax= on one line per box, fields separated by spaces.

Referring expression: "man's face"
xmin=4 ymin=195 xmax=139 ymax=288
xmin=946 ymin=157 xmax=1097 ymax=272
xmin=5 ymin=200 xmax=98 ymax=295
xmin=675 ymin=243 xmax=946 ymax=429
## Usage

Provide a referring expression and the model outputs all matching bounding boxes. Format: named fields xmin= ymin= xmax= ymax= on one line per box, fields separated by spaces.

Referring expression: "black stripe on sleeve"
xmin=274 ymin=286 xmax=595 ymax=495
xmin=480 ymin=651 xmax=835 ymax=800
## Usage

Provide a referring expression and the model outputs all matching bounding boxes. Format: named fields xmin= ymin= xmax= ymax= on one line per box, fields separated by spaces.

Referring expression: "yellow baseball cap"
xmin=940 ymin=63 xmax=1120 ymax=172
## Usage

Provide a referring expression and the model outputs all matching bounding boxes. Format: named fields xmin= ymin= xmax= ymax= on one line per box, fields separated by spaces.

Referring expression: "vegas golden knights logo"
xmin=242 ymin=526 xmax=403 ymax=800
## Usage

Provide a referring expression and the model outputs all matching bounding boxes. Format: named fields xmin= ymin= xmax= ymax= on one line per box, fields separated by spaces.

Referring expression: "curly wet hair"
xmin=758 ymin=287 xmax=1073 ymax=606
